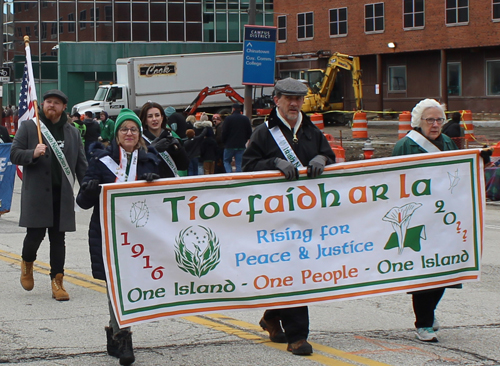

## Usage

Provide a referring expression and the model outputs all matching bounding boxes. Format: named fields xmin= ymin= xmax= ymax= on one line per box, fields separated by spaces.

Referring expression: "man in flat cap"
xmin=242 ymin=77 xmax=335 ymax=356
xmin=11 ymin=89 xmax=87 ymax=301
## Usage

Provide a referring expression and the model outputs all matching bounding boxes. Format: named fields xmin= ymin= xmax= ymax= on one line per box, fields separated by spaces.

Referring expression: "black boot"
xmin=105 ymin=326 xmax=120 ymax=358
xmin=115 ymin=330 xmax=135 ymax=366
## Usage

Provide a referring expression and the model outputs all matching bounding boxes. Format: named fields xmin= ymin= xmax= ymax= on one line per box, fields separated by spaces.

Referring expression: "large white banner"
xmin=100 ymin=150 xmax=484 ymax=328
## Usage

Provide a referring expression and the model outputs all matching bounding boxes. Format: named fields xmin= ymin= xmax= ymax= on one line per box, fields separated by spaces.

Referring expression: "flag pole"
xmin=23 ymin=36 xmax=43 ymax=146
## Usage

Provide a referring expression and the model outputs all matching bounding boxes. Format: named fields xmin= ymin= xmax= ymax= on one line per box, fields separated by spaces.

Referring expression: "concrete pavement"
xmin=1 ymin=175 xmax=499 ymax=366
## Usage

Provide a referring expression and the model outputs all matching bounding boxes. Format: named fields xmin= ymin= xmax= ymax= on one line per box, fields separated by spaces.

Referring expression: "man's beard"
xmin=44 ymin=109 xmax=61 ymax=121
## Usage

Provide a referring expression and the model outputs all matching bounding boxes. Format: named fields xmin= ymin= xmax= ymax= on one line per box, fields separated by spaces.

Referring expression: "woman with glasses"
xmin=76 ymin=108 xmax=160 ymax=366
xmin=392 ymin=99 xmax=458 ymax=343
xmin=138 ymin=101 xmax=189 ymax=177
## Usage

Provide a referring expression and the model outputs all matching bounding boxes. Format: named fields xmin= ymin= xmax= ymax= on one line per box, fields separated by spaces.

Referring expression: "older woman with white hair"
xmin=392 ymin=98 xmax=458 ymax=343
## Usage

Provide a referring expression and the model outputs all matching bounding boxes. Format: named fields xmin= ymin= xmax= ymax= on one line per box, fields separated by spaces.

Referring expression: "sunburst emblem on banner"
xmin=174 ymin=226 xmax=221 ymax=278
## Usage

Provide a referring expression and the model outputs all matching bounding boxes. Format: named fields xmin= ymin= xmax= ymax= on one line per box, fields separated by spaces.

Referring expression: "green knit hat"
xmin=114 ymin=108 xmax=143 ymax=137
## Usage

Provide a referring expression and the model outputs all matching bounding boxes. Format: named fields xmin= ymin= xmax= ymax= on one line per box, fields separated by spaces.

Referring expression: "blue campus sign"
xmin=242 ymin=25 xmax=277 ymax=86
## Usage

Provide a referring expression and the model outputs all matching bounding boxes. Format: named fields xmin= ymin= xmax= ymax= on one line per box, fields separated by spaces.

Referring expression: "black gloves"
xmin=139 ymin=173 xmax=160 ymax=182
xmin=274 ymin=158 xmax=299 ymax=181
xmin=151 ymin=137 xmax=180 ymax=153
xmin=80 ymin=179 xmax=101 ymax=198
xmin=480 ymin=147 xmax=493 ymax=166
xmin=307 ymin=155 xmax=328 ymax=178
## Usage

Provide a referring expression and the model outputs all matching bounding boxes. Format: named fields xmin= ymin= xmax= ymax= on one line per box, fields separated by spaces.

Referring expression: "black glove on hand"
xmin=480 ymin=147 xmax=493 ymax=165
xmin=274 ymin=158 xmax=299 ymax=181
xmin=307 ymin=155 xmax=328 ymax=178
xmin=151 ymin=137 xmax=180 ymax=153
xmin=139 ymin=172 xmax=160 ymax=182
xmin=81 ymin=179 xmax=101 ymax=198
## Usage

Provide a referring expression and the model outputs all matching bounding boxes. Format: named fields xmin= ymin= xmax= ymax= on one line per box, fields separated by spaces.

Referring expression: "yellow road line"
xmin=1 ymin=249 xmax=392 ymax=365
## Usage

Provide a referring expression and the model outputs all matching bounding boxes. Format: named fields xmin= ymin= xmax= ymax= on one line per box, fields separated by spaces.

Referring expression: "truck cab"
xmin=71 ymin=84 xmax=128 ymax=118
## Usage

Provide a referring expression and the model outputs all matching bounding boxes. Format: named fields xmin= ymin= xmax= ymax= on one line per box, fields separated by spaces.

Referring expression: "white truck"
xmin=72 ymin=51 xmax=256 ymax=118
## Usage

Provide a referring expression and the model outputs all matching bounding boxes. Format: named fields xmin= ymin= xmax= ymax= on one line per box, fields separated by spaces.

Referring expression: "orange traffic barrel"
xmin=331 ymin=144 xmax=346 ymax=163
xmin=491 ymin=142 xmax=500 ymax=165
xmin=398 ymin=111 xmax=412 ymax=139
xmin=310 ymin=113 xmax=324 ymax=131
xmin=352 ymin=112 xmax=367 ymax=139
xmin=460 ymin=110 xmax=474 ymax=142
xmin=9 ymin=117 xmax=16 ymax=135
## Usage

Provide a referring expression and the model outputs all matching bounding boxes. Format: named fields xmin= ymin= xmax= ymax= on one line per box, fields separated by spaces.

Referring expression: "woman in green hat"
xmin=76 ymin=108 xmax=160 ymax=366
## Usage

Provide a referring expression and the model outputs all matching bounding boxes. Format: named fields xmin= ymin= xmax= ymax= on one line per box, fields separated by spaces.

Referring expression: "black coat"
xmin=143 ymin=129 xmax=189 ymax=177
xmin=76 ymin=141 xmax=159 ymax=281
xmin=221 ymin=112 xmax=252 ymax=149
xmin=200 ymin=136 xmax=218 ymax=162
xmin=243 ymin=108 xmax=335 ymax=172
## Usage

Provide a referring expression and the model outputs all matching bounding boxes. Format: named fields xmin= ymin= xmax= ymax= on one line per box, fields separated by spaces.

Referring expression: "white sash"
xmin=33 ymin=119 xmax=75 ymax=188
xmin=265 ymin=121 xmax=304 ymax=168
xmin=143 ymin=134 xmax=179 ymax=177
xmin=406 ymin=130 xmax=440 ymax=153
xmin=100 ymin=147 xmax=138 ymax=182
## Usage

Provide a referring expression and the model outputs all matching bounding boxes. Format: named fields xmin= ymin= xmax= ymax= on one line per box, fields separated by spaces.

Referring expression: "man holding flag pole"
xmin=10 ymin=36 xmax=87 ymax=301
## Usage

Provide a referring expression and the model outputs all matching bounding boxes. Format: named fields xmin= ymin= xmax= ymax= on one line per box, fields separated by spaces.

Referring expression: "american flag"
xmin=18 ymin=43 xmax=37 ymax=127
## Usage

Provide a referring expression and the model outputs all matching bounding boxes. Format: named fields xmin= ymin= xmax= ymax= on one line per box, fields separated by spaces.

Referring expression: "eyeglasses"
xmin=421 ymin=117 xmax=445 ymax=125
xmin=119 ymin=127 xmax=140 ymax=135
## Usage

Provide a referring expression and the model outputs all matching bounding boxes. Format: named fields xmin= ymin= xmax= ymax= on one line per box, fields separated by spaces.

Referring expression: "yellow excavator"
xmin=300 ymin=52 xmax=363 ymax=125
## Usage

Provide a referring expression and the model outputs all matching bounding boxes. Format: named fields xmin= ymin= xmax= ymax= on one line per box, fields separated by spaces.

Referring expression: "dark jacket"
xmin=83 ymin=118 xmax=101 ymax=148
xmin=0 ymin=125 xmax=11 ymax=143
xmin=143 ymin=129 xmax=189 ymax=177
xmin=243 ymin=108 xmax=335 ymax=172
xmin=200 ymin=128 xmax=218 ymax=162
xmin=184 ymin=128 xmax=208 ymax=159
xmin=76 ymin=140 xmax=159 ymax=281
xmin=222 ymin=112 xmax=252 ymax=149
xmin=441 ymin=121 xmax=462 ymax=139
xmin=10 ymin=112 xmax=87 ymax=231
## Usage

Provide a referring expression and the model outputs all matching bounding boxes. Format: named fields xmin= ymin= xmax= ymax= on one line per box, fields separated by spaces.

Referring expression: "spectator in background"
xmin=165 ymin=106 xmax=188 ymax=139
xmin=441 ymin=112 xmax=463 ymax=149
xmin=71 ymin=112 xmax=86 ymax=144
xmin=222 ymin=103 xmax=252 ymax=173
xmin=200 ymin=126 xmax=218 ymax=174
xmin=186 ymin=115 xmax=196 ymax=131
xmin=212 ymin=113 xmax=225 ymax=173
xmin=184 ymin=128 xmax=208 ymax=176
xmin=99 ymin=111 xmax=115 ymax=147
xmin=0 ymin=124 xmax=12 ymax=143
xmin=82 ymin=111 xmax=101 ymax=160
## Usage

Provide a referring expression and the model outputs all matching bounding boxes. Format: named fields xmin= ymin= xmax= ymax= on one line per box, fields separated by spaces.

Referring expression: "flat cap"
xmin=43 ymin=89 xmax=68 ymax=104
xmin=274 ymin=77 xmax=308 ymax=96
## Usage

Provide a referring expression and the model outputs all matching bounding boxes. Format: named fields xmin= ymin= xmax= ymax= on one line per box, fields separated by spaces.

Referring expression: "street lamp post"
xmin=244 ymin=0 xmax=256 ymax=120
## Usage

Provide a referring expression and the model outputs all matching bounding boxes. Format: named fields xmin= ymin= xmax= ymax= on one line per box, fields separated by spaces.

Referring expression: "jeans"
xmin=188 ymin=158 xmax=199 ymax=176
xmin=223 ymin=148 xmax=244 ymax=173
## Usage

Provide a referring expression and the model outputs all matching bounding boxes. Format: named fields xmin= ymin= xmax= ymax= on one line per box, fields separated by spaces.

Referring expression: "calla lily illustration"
xmin=382 ymin=202 xmax=422 ymax=254
xmin=448 ymin=169 xmax=460 ymax=193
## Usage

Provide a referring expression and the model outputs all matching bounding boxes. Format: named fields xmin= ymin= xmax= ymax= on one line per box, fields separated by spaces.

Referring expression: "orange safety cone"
xmin=461 ymin=110 xmax=474 ymax=142
xmin=351 ymin=112 xmax=368 ymax=139
xmin=398 ymin=111 xmax=412 ymax=139
xmin=310 ymin=113 xmax=324 ymax=131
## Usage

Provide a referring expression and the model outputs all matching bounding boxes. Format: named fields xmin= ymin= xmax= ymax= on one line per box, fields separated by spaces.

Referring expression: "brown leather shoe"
xmin=259 ymin=317 xmax=287 ymax=343
xmin=20 ymin=260 xmax=34 ymax=291
xmin=287 ymin=339 xmax=313 ymax=355
xmin=51 ymin=273 xmax=70 ymax=301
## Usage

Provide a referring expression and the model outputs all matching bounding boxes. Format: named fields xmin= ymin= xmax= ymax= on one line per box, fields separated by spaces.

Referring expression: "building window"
xmin=329 ymin=7 xmax=347 ymax=37
xmin=447 ymin=62 xmax=461 ymax=96
xmin=51 ymin=22 xmax=57 ymax=39
xmin=17 ymin=27 xmax=22 ymax=37
xmin=277 ymin=15 xmax=287 ymax=42
xmin=297 ymin=12 xmax=314 ymax=40
xmin=365 ymin=3 xmax=384 ymax=33
xmin=486 ymin=60 xmax=500 ymax=95
xmin=68 ymin=13 xmax=75 ymax=33
xmin=80 ymin=10 xmax=87 ymax=29
xmin=59 ymin=17 xmax=64 ymax=34
xmin=105 ymin=6 xmax=112 ymax=21
xmin=25 ymin=26 xmax=30 ymax=36
xmin=404 ymin=0 xmax=424 ymax=28
xmin=41 ymin=23 xmax=47 ymax=39
xmin=494 ymin=0 xmax=500 ymax=20
xmin=388 ymin=65 xmax=406 ymax=91
xmin=446 ymin=0 xmax=468 ymax=25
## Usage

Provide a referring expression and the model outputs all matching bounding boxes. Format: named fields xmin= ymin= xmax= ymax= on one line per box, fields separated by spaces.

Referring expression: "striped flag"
xmin=16 ymin=41 xmax=38 ymax=179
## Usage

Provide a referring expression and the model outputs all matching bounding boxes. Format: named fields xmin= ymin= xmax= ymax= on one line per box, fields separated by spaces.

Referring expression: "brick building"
xmin=273 ymin=0 xmax=500 ymax=114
